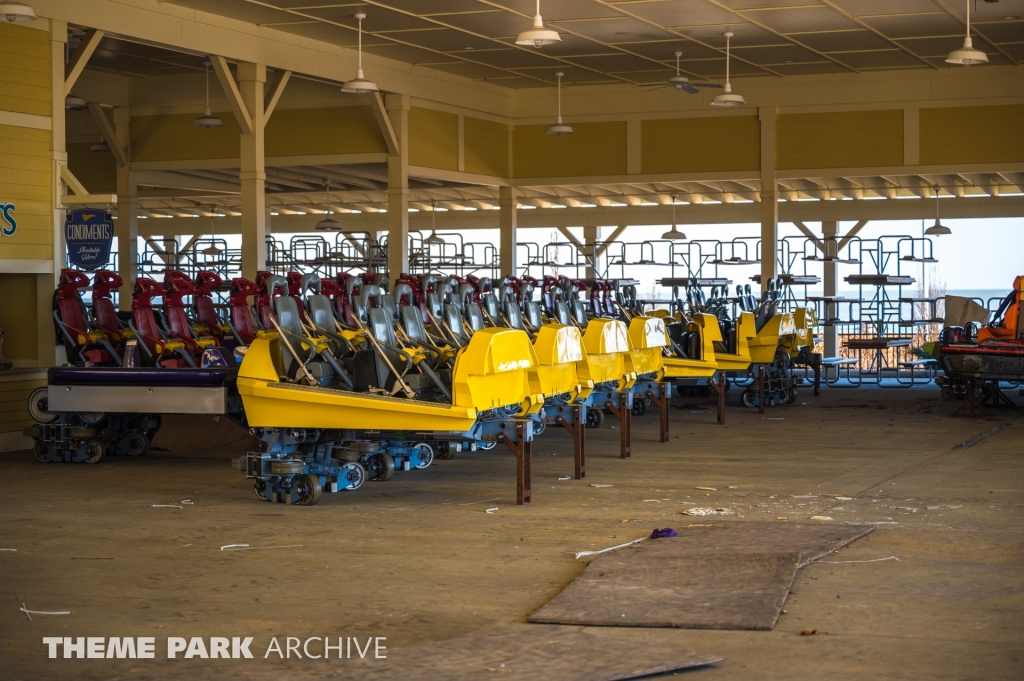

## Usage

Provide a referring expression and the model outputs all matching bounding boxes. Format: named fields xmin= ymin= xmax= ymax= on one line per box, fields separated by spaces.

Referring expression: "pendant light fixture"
xmin=924 ymin=186 xmax=951 ymax=236
xmin=661 ymin=194 xmax=686 ymax=240
xmin=203 ymin=207 xmax=223 ymax=256
xmin=342 ymin=13 xmax=378 ymax=94
xmin=194 ymin=60 xmax=224 ymax=129
xmin=0 ymin=2 xmax=36 ymax=23
xmin=516 ymin=0 xmax=560 ymax=48
xmin=315 ymin=180 xmax=343 ymax=231
xmin=711 ymin=32 xmax=745 ymax=107
xmin=65 ymin=95 xmax=87 ymax=109
xmin=545 ymin=72 xmax=573 ymax=136
xmin=424 ymin=200 xmax=445 ymax=245
xmin=90 ymin=136 xmax=110 ymax=153
xmin=946 ymin=0 xmax=988 ymax=66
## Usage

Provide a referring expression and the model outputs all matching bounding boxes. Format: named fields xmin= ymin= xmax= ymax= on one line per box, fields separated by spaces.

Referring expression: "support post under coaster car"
xmin=236 ymin=324 xmax=545 ymax=505
xmin=623 ymin=316 xmax=672 ymax=443
xmin=574 ymin=318 xmax=638 ymax=459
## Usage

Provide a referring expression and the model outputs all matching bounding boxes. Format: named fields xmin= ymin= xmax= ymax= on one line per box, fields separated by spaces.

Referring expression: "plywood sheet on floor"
xmin=529 ymin=522 xmax=873 ymax=630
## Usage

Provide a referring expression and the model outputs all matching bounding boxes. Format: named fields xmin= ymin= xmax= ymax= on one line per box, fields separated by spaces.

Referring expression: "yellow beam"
xmin=64 ymin=28 xmax=104 ymax=96
xmin=210 ymin=55 xmax=253 ymax=136
xmin=62 ymin=194 xmax=118 ymax=205
xmin=86 ymin=103 xmax=128 ymax=167
xmin=370 ymin=91 xmax=400 ymax=157
xmin=264 ymin=70 xmax=292 ymax=122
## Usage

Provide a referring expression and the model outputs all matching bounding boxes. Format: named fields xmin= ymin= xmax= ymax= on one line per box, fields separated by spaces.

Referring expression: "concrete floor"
xmin=1 ymin=387 xmax=1022 ymax=680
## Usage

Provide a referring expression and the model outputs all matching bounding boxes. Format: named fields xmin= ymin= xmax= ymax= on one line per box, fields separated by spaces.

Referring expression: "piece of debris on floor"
xmin=800 ymin=629 xmax=817 ymax=636
xmin=682 ymin=507 xmax=735 ymax=516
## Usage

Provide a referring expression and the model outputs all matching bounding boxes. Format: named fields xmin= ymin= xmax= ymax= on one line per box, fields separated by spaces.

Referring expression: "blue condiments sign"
xmin=65 ymin=209 xmax=114 ymax=270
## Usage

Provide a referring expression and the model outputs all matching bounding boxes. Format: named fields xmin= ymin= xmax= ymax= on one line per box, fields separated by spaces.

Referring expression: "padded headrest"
xmin=58 ymin=268 xmax=90 ymax=292
xmin=357 ymin=284 xmax=383 ymax=311
xmin=371 ymin=273 xmax=390 ymax=293
xmin=394 ymin=282 xmax=414 ymax=307
xmin=193 ymin=270 xmax=223 ymax=296
xmin=345 ymin=275 xmax=361 ymax=297
xmin=229 ymin=277 xmax=259 ymax=302
xmin=319 ymin=279 xmax=341 ymax=296
xmin=477 ymin=276 xmax=492 ymax=293
xmin=255 ymin=271 xmax=273 ymax=292
xmin=300 ymin=272 xmax=321 ymax=295
xmin=267 ymin=275 xmax=289 ymax=298
xmin=286 ymin=271 xmax=303 ymax=296
xmin=133 ymin=277 xmax=164 ymax=299
xmin=458 ymin=283 xmax=475 ymax=306
xmin=91 ymin=269 xmax=123 ymax=298
xmin=519 ymin=283 xmax=534 ymax=303
xmin=163 ymin=270 xmax=196 ymax=295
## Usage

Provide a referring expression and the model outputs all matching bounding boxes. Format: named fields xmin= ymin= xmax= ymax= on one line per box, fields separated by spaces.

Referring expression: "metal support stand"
xmin=757 ymin=365 xmax=766 ymax=414
xmin=605 ymin=396 xmax=631 ymax=458
xmin=708 ymin=371 xmax=726 ymax=425
xmin=647 ymin=382 xmax=670 ymax=442
xmin=952 ymin=379 xmax=992 ymax=419
xmin=556 ymin=403 xmax=586 ymax=479
xmin=499 ymin=420 xmax=532 ymax=504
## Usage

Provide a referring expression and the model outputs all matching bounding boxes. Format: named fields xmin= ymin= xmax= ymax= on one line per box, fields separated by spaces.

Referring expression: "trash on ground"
xmin=650 ymin=528 xmax=678 ymax=539
xmin=0 ymin=549 xmax=16 ymax=552
xmin=822 ymin=556 xmax=900 ymax=564
xmin=558 ymin=476 xmax=571 ymax=481
xmin=148 ymin=504 xmax=183 ymax=509
xmin=834 ymin=496 xmax=854 ymax=501
xmin=19 ymin=606 xmax=69 ymax=622
xmin=792 ymin=494 xmax=818 ymax=499
xmin=641 ymin=499 xmax=662 ymax=503
xmin=777 ymin=516 xmax=788 ymax=521
xmin=485 ymin=507 xmax=499 ymax=514
xmin=180 ymin=499 xmax=194 ymax=505
xmin=926 ymin=505 xmax=962 ymax=510
xmin=809 ymin=515 xmax=833 ymax=521
xmin=800 ymin=629 xmax=817 ymax=636
xmin=221 ymin=544 xmax=248 ymax=550
xmin=575 ymin=537 xmax=647 ymax=560
xmin=591 ymin=484 xmax=613 ymax=488
xmin=459 ymin=497 xmax=500 ymax=506
xmin=682 ymin=507 xmax=735 ymax=516
xmin=696 ymin=486 xmax=717 ymax=491
xmin=763 ymin=417 xmax=785 ymax=421
xmin=220 ymin=544 xmax=302 ymax=551
xmin=728 ymin=486 xmax=738 ymax=489
xmin=609 ymin=426 xmax=619 ymax=430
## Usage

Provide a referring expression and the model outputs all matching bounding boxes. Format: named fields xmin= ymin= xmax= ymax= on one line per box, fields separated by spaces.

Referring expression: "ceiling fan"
xmin=642 ymin=52 xmax=724 ymax=94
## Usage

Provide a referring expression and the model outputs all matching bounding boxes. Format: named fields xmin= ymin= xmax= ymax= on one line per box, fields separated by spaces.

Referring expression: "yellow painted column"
xmin=238 ymin=62 xmax=266 ymax=281
xmin=114 ymin=108 xmax=137 ymax=309
xmin=759 ymin=107 xmax=778 ymax=291
xmin=499 ymin=186 xmax=517 ymax=278
xmin=386 ymin=93 xmax=409 ymax=281
xmin=42 ymin=19 xmax=67 ymax=367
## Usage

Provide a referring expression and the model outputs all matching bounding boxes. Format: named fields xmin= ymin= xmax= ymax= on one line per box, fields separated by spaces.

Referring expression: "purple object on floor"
xmin=650 ymin=528 xmax=678 ymax=539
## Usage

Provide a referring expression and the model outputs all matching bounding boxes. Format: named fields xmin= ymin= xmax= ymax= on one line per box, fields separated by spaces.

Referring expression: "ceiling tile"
xmin=996 ymin=42 xmax=1024 ymax=61
xmin=465 ymin=48 xmax=562 ymax=69
xmin=860 ymin=13 xmax=966 ymax=39
xmin=429 ymin=10 xmax=515 ymax=38
xmin=675 ymin=22 xmax=786 ymax=48
xmin=553 ymin=17 xmax=679 ymax=43
xmin=271 ymin=21 xmax=383 ymax=47
xmin=796 ymin=30 xmax=896 ymax=52
xmin=615 ymin=39 xmax=722 ymax=62
xmin=564 ymin=53 xmax=663 ymax=74
xmin=715 ymin=0 xmax=824 ymax=8
xmin=498 ymin=0 xmax=628 ymax=21
xmin=361 ymin=42 xmax=452 ymax=65
xmin=304 ymin=6 xmax=437 ymax=32
xmin=382 ymin=0 xmax=492 ymax=14
xmin=771 ymin=61 xmax=849 ymax=75
xmin=896 ymin=36 xmax=971 ymax=58
xmin=425 ymin=60 xmax=516 ymax=81
xmin=380 ymin=27 xmax=490 ymax=52
xmin=732 ymin=43 xmax=826 ymax=63
xmin=616 ymin=0 xmax=741 ymax=27
xmin=167 ymin=0 xmax=297 ymax=24
xmin=942 ymin=0 xmax=1024 ymax=23
xmin=831 ymin=49 xmax=927 ymax=68
xmin=827 ymin=0 xmax=939 ymax=16
xmin=743 ymin=6 xmax=860 ymax=33
xmin=973 ymin=20 xmax=1024 ymax=44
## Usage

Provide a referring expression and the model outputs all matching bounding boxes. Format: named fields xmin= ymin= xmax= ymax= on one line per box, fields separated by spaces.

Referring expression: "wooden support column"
xmin=386 ymin=94 xmax=409 ymax=280
xmin=499 ymin=186 xmax=517 ymax=278
xmin=237 ymin=62 xmax=266 ymax=280
xmin=114 ymin=108 xmax=137 ymax=309
xmin=822 ymin=220 xmax=839 ymax=360
xmin=759 ymin=107 xmax=778 ymax=291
